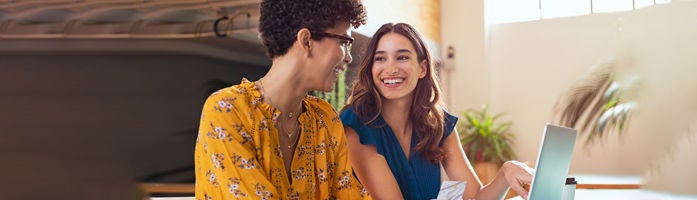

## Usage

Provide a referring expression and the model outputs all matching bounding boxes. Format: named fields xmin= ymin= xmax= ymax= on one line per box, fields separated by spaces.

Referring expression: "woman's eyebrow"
xmin=374 ymin=49 xmax=412 ymax=55
xmin=396 ymin=49 xmax=412 ymax=54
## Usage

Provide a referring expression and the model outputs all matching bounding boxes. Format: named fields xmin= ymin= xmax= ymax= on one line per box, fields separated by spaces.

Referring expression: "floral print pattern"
xmin=228 ymin=178 xmax=248 ymax=198
xmin=195 ymin=79 xmax=370 ymax=200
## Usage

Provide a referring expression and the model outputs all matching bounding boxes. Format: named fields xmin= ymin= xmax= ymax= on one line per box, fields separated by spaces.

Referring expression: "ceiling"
xmin=0 ymin=0 xmax=271 ymax=66
xmin=0 ymin=0 xmax=261 ymax=39
xmin=0 ymin=0 xmax=373 ymax=66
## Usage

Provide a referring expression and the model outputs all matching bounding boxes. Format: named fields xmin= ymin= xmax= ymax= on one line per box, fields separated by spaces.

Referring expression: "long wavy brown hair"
xmin=343 ymin=23 xmax=445 ymax=163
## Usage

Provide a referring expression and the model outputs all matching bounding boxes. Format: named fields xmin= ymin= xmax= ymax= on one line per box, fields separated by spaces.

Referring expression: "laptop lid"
xmin=528 ymin=124 xmax=578 ymax=200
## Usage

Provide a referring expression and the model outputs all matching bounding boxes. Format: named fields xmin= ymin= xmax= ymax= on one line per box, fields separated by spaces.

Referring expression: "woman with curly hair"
xmin=340 ymin=23 xmax=534 ymax=200
xmin=194 ymin=0 xmax=369 ymax=199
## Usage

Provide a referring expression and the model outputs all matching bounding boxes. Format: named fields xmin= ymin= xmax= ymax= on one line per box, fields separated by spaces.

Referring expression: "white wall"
xmin=444 ymin=0 xmax=697 ymax=195
xmin=488 ymin=11 xmax=625 ymax=173
xmin=440 ymin=0 xmax=490 ymax=112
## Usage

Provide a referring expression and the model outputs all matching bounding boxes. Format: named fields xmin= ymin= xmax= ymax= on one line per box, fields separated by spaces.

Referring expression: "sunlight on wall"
xmin=646 ymin=120 xmax=697 ymax=194
xmin=621 ymin=6 xmax=697 ymax=192
xmin=484 ymin=0 xmax=697 ymax=194
xmin=358 ymin=0 xmax=440 ymax=43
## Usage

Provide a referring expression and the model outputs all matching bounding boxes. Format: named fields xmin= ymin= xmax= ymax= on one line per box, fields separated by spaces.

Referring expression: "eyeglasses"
xmin=312 ymin=31 xmax=354 ymax=51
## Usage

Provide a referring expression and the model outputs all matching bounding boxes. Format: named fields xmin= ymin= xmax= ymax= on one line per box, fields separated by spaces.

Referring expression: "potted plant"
xmin=458 ymin=104 xmax=517 ymax=185
xmin=459 ymin=104 xmax=517 ymax=164
xmin=553 ymin=62 xmax=639 ymax=147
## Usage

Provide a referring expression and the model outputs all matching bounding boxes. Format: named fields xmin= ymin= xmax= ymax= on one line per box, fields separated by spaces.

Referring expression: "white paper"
xmin=436 ymin=181 xmax=467 ymax=200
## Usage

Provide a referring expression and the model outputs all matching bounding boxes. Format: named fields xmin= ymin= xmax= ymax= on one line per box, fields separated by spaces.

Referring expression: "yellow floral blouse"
xmin=195 ymin=79 xmax=369 ymax=200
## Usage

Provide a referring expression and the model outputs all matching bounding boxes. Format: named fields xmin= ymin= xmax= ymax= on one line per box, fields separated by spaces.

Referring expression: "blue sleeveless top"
xmin=340 ymin=107 xmax=458 ymax=200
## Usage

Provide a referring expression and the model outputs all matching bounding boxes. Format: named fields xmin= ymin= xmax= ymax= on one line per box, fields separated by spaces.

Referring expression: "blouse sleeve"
xmin=441 ymin=111 xmax=459 ymax=144
xmin=340 ymin=107 xmax=384 ymax=156
xmin=328 ymin=113 xmax=371 ymax=199
xmin=194 ymin=92 xmax=280 ymax=200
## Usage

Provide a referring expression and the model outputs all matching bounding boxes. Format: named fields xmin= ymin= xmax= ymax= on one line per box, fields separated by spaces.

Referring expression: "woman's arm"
xmin=330 ymin=121 xmax=370 ymax=199
xmin=194 ymin=94 xmax=280 ymax=200
xmin=344 ymin=126 xmax=404 ymax=200
xmin=441 ymin=129 xmax=533 ymax=200
xmin=440 ymin=129 xmax=487 ymax=199
xmin=480 ymin=160 xmax=534 ymax=199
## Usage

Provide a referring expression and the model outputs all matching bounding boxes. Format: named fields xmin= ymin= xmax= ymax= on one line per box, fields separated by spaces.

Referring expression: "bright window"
xmin=541 ymin=0 xmax=590 ymax=18
xmin=634 ymin=0 xmax=655 ymax=9
xmin=592 ymin=0 xmax=633 ymax=13
xmin=487 ymin=0 xmax=540 ymax=24
xmin=487 ymin=0 xmax=672 ymax=25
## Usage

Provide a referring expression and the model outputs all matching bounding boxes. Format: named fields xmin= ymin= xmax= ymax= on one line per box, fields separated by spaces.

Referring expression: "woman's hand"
xmin=502 ymin=160 xmax=535 ymax=199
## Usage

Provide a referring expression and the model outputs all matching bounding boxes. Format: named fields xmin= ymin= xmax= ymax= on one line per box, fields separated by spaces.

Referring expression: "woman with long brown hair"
xmin=340 ymin=23 xmax=533 ymax=200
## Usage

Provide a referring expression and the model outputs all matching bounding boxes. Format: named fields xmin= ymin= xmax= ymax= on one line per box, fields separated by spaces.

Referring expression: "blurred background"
xmin=1 ymin=0 xmax=695 ymax=199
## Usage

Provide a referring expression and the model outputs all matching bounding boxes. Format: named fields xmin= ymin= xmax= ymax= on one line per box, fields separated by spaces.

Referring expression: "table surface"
xmin=506 ymin=174 xmax=697 ymax=200
xmin=150 ymin=190 xmax=697 ymax=200
xmin=571 ymin=174 xmax=642 ymax=189
xmin=145 ymin=174 xmax=697 ymax=200
xmin=507 ymin=189 xmax=697 ymax=200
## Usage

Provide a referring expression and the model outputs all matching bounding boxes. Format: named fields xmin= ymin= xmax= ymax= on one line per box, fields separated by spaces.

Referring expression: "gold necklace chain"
xmin=257 ymin=79 xmax=302 ymax=149
xmin=258 ymin=79 xmax=303 ymax=119
xmin=284 ymin=124 xmax=300 ymax=149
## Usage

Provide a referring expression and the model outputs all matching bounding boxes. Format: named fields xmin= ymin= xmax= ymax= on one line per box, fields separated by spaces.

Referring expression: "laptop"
xmin=528 ymin=124 xmax=578 ymax=200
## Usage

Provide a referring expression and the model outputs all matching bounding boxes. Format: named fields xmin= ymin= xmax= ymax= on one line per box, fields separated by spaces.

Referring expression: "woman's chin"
xmin=318 ymin=84 xmax=335 ymax=93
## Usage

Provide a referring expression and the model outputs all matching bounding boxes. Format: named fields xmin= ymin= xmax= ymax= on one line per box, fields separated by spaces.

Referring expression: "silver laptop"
xmin=528 ymin=124 xmax=578 ymax=200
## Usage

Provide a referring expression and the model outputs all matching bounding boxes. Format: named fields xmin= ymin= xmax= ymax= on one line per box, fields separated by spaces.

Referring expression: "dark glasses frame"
xmin=311 ymin=31 xmax=354 ymax=43
xmin=311 ymin=31 xmax=354 ymax=51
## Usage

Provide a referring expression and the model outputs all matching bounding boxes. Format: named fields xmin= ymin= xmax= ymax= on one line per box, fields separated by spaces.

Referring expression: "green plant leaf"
xmin=553 ymin=63 xmax=639 ymax=148
xmin=457 ymin=104 xmax=516 ymax=165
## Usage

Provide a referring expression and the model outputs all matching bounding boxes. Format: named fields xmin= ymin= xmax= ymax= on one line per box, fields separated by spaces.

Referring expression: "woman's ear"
xmin=297 ymin=28 xmax=312 ymax=53
xmin=419 ymin=60 xmax=428 ymax=78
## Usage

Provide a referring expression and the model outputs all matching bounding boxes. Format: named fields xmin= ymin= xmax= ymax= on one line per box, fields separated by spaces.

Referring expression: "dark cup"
xmin=562 ymin=177 xmax=577 ymax=200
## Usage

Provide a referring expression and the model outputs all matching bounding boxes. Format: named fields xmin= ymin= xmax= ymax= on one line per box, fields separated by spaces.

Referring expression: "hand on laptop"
xmin=502 ymin=160 xmax=535 ymax=199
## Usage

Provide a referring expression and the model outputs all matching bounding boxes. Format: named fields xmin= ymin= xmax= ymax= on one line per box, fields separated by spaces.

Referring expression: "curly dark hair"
xmin=258 ymin=0 xmax=367 ymax=59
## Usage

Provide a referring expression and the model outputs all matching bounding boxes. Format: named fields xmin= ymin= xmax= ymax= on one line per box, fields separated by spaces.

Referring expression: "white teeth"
xmin=383 ymin=79 xmax=403 ymax=84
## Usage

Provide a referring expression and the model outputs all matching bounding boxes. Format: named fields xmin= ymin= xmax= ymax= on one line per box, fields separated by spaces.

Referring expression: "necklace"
xmin=284 ymin=123 xmax=300 ymax=149
xmin=258 ymin=79 xmax=302 ymax=119
xmin=257 ymin=79 xmax=302 ymax=149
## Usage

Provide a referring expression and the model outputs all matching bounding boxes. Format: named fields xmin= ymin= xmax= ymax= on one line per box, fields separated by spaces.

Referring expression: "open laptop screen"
xmin=528 ymin=124 xmax=578 ymax=200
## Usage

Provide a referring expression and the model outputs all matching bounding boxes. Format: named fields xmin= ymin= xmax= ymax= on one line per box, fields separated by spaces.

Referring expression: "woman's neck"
xmin=381 ymin=98 xmax=412 ymax=136
xmin=259 ymin=61 xmax=307 ymax=113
